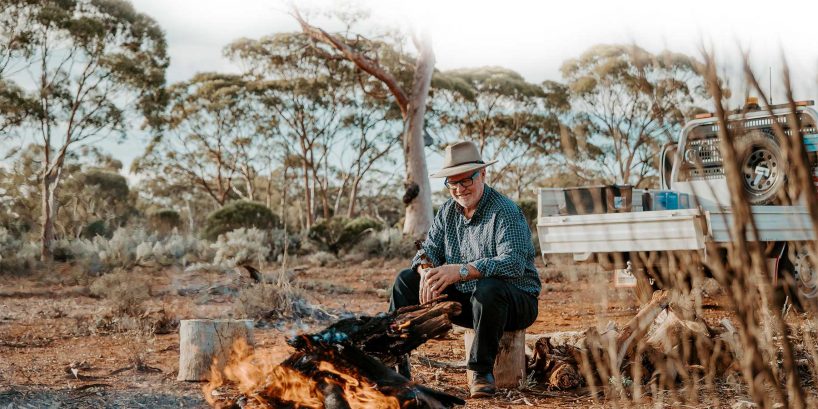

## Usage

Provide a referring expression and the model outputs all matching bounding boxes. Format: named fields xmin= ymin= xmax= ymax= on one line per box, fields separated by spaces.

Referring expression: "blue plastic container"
xmin=654 ymin=191 xmax=677 ymax=210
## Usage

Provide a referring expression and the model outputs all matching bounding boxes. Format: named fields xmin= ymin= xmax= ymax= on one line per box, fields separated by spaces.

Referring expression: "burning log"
xmin=209 ymin=299 xmax=465 ymax=408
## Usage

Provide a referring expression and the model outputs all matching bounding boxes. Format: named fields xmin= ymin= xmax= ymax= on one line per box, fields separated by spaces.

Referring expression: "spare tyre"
xmin=737 ymin=130 xmax=786 ymax=204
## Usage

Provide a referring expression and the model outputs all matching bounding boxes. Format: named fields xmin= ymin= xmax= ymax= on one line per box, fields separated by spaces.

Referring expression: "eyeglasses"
xmin=444 ymin=170 xmax=481 ymax=190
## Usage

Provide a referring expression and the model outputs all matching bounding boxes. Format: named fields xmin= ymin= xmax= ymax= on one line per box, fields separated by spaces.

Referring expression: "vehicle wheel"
xmin=738 ymin=130 xmax=786 ymax=204
xmin=792 ymin=245 xmax=818 ymax=299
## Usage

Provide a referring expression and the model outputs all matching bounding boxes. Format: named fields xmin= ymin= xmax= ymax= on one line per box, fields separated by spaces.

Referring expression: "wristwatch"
xmin=459 ymin=264 xmax=469 ymax=281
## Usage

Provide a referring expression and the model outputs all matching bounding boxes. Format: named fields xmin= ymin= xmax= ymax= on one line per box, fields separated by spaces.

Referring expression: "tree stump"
xmin=177 ymin=319 xmax=254 ymax=381
xmin=464 ymin=328 xmax=526 ymax=388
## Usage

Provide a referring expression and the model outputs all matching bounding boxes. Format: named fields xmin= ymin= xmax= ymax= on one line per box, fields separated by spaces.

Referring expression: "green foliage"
xmin=203 ymin=201 xmax=278 ymax=241
xmin=344 ymin=216 xmax=383 ymax=236
xmin=147 ymin=209 xmax=182 ymax=235
xmin=61 ymin=169 xmax=134 ymax=238
xmin=559 ymin=44 xmax=707 ymax=186
xmin=81 ymin=219 xmax=110 ymax=239
xmin=307 ymin=216 xmax=384 ymax=255
xmin=1 ymin=0 xmax=168 ymax=259
xmin=432 ymin=66 xmax=568 ymax=199
xmin=351 ymin=227 xmax=416 ymax=259
xmin=80 ymin=170 xmax=130 ymax=199
xmin=212 ymin=227 xmax=270 ymax=267
xmin=0 ymin=227 xmax=39 ymax=274
xmin=134 ymin=72 xmax=262 ymax=207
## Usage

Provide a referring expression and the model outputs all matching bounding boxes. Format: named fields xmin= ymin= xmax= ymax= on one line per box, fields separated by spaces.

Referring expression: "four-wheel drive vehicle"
xmin=536 ymin=100 xmax=818 ymax=299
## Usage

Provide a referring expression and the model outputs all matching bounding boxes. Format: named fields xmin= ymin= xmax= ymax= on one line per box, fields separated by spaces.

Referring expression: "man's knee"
xmin=390 ymin=268 xmax=419 ymax=312
xmin=395 ymin=268 xmax=417 ymax=287
xmin=391 ymin=268 xmax=419 ymax=297
xmin=471 ymin=278 xmax=509 ymax=305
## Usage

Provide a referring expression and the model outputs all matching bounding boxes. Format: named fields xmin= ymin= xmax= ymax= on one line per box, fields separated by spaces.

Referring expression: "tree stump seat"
xmin=463 ymin=328 xmax=526 ymax=388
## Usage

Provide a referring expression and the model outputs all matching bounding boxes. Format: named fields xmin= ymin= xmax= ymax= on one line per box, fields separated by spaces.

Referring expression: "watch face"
xmin=460 ymin=265 xmax=468 ymax=277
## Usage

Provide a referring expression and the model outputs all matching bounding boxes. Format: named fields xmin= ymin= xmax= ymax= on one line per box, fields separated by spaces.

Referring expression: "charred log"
xmin=237 ymin=299 xmax=464 ymax=408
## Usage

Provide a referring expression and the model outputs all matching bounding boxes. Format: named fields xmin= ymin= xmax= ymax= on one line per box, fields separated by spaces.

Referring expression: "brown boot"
xmin=469 ymin=372 xmax=496 ymax=398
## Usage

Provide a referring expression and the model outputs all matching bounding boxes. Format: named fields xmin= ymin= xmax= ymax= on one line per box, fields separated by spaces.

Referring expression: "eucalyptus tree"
xmin=0 ymin=144 xmax=130 ymax=240
xmin=560 ymin=44 xmax=707 ymax=186
xmin=335 ymin=85 xmax=402 ymax=217
xmin=434 ymin=67 xmax=569 ymax=199
xmin=135 ymin=73 xmax=257 ymax=207
xmin=226 ymin=33 xmax=353 ymax=229
xmin=7 ymin=0 xmax=167 ymax=260
xmin=0 ymin=0 xmax=36 ymax=136
xmin=292 ymin=8 xmax=436 ymax=239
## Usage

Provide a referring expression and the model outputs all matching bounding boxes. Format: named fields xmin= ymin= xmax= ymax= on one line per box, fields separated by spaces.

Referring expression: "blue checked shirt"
xmin=411 ymin=185 xmax=541 ymax=295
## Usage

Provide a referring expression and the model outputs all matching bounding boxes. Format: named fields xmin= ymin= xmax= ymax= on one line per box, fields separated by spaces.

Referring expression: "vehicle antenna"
xmin=769 ymin=66 xmax=773 ymax=105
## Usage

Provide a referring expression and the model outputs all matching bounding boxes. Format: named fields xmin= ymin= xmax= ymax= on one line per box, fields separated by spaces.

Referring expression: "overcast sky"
xmin=12 ymin=0 xmax=818 ymax=176
xmin=132 ymin=0 xmax=818 ymax=87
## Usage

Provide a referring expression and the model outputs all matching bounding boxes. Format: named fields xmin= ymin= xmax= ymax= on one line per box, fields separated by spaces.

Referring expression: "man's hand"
xmin=424 ymin=264 xmax=462 ymax=298
xmin=419 ymin=268 xmax=435 ymax=304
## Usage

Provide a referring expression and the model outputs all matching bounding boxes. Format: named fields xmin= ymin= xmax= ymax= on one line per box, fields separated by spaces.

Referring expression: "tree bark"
xmin=300 ymin=148 xmax=313 ymax=230
xmin=346 ymin=176 xmax=362 ymax=218
xmin=40 ymin=176 xmax=55 ymax=261
xmin=402 ymin=34 xmax=435 ymax=239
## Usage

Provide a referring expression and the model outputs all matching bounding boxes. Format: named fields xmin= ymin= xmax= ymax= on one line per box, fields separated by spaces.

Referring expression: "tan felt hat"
xmin=430 ymin=140 xmax=498 ymax=178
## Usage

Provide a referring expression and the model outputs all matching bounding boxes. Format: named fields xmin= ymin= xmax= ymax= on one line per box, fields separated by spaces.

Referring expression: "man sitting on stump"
xmin=390 ymin=140 xmax=541 ymax=398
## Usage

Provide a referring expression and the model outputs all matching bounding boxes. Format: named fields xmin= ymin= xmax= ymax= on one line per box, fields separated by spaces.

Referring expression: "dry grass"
xmin=571 ymin=53 xmax=818 ymax=408
xmin=88 ymin=269 xmax=152 ymax=316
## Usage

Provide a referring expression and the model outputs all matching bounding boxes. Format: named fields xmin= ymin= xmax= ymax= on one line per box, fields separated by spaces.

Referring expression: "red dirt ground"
xmin=0 ymin=258 xmax=804 ymax=408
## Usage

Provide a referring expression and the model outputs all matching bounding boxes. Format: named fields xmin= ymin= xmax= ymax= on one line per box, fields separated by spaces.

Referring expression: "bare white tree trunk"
xmin=402 ymin=34 xmax=435 ymax=239
xmin=346 ymin=176 xmax=362 ymax=218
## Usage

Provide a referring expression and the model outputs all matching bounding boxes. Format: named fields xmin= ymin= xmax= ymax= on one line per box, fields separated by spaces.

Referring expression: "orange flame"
xmin=203 ymin=339 xmax=400 ymax=409
xmin=317 ymin=361 xmax=400 ymax=409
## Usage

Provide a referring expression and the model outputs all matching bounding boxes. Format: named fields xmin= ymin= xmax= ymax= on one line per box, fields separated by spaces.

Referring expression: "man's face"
xmin=446 ymin=169 xmax=485 ymax=210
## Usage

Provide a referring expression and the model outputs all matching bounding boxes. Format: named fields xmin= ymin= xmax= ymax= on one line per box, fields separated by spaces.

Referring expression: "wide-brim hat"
xmin=430 ymin=140 xmax=498 ymax=178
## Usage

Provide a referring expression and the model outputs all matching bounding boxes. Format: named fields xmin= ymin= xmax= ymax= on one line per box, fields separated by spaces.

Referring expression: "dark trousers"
xmin=389 ymin=268 xmax=538 ymax=374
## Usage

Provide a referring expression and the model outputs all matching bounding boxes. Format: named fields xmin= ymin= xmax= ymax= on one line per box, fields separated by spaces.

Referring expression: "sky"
xmin=9 ymin=0 xmax=818 ymax=179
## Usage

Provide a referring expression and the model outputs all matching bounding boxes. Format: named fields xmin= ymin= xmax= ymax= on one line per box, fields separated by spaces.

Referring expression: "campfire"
xmin=205 ymin=298 xmax=465 ymax=408
xmin=204 ymin=290 xmax=742 ymax=407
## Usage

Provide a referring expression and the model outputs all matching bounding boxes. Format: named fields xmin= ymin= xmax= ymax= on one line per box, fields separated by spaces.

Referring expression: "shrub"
xmin=350 ymin=227 xmax=416 ymax=259
xmin=212 ymin=227 xmax=270 ymax=267
xmin=89 ymin=269 xmax=151 ymax=316
xmin=307 ymin=217 xmax=347 ymax=254
xmin=270 ymin=229 xmax=301 ymax=261
xmin=94 ymin=227 xmax=149 ymax=270
xmin=80 ymin=169 xmax=129 ymax=199
xmin=139 ymin=229 xmax=210 ymax=266
xmin=203 ymin=201 xmax=278 ymax=241
xmin=147 ymin=209 xmax=182 ymax=235
xmin=235 ymin=275 xmax=320 ymax=322
xmin=0 ymin=227 xmax=39 ymax=274
xmin=308 ymin=216 xmax=383 ymax=254
xmin=344 ymin=216 xmax=383 ymax=236
xmin=306 ymin=251 xmax=338 ymax=267
xmin=81 ymin=219 xmax=110 ymax=239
